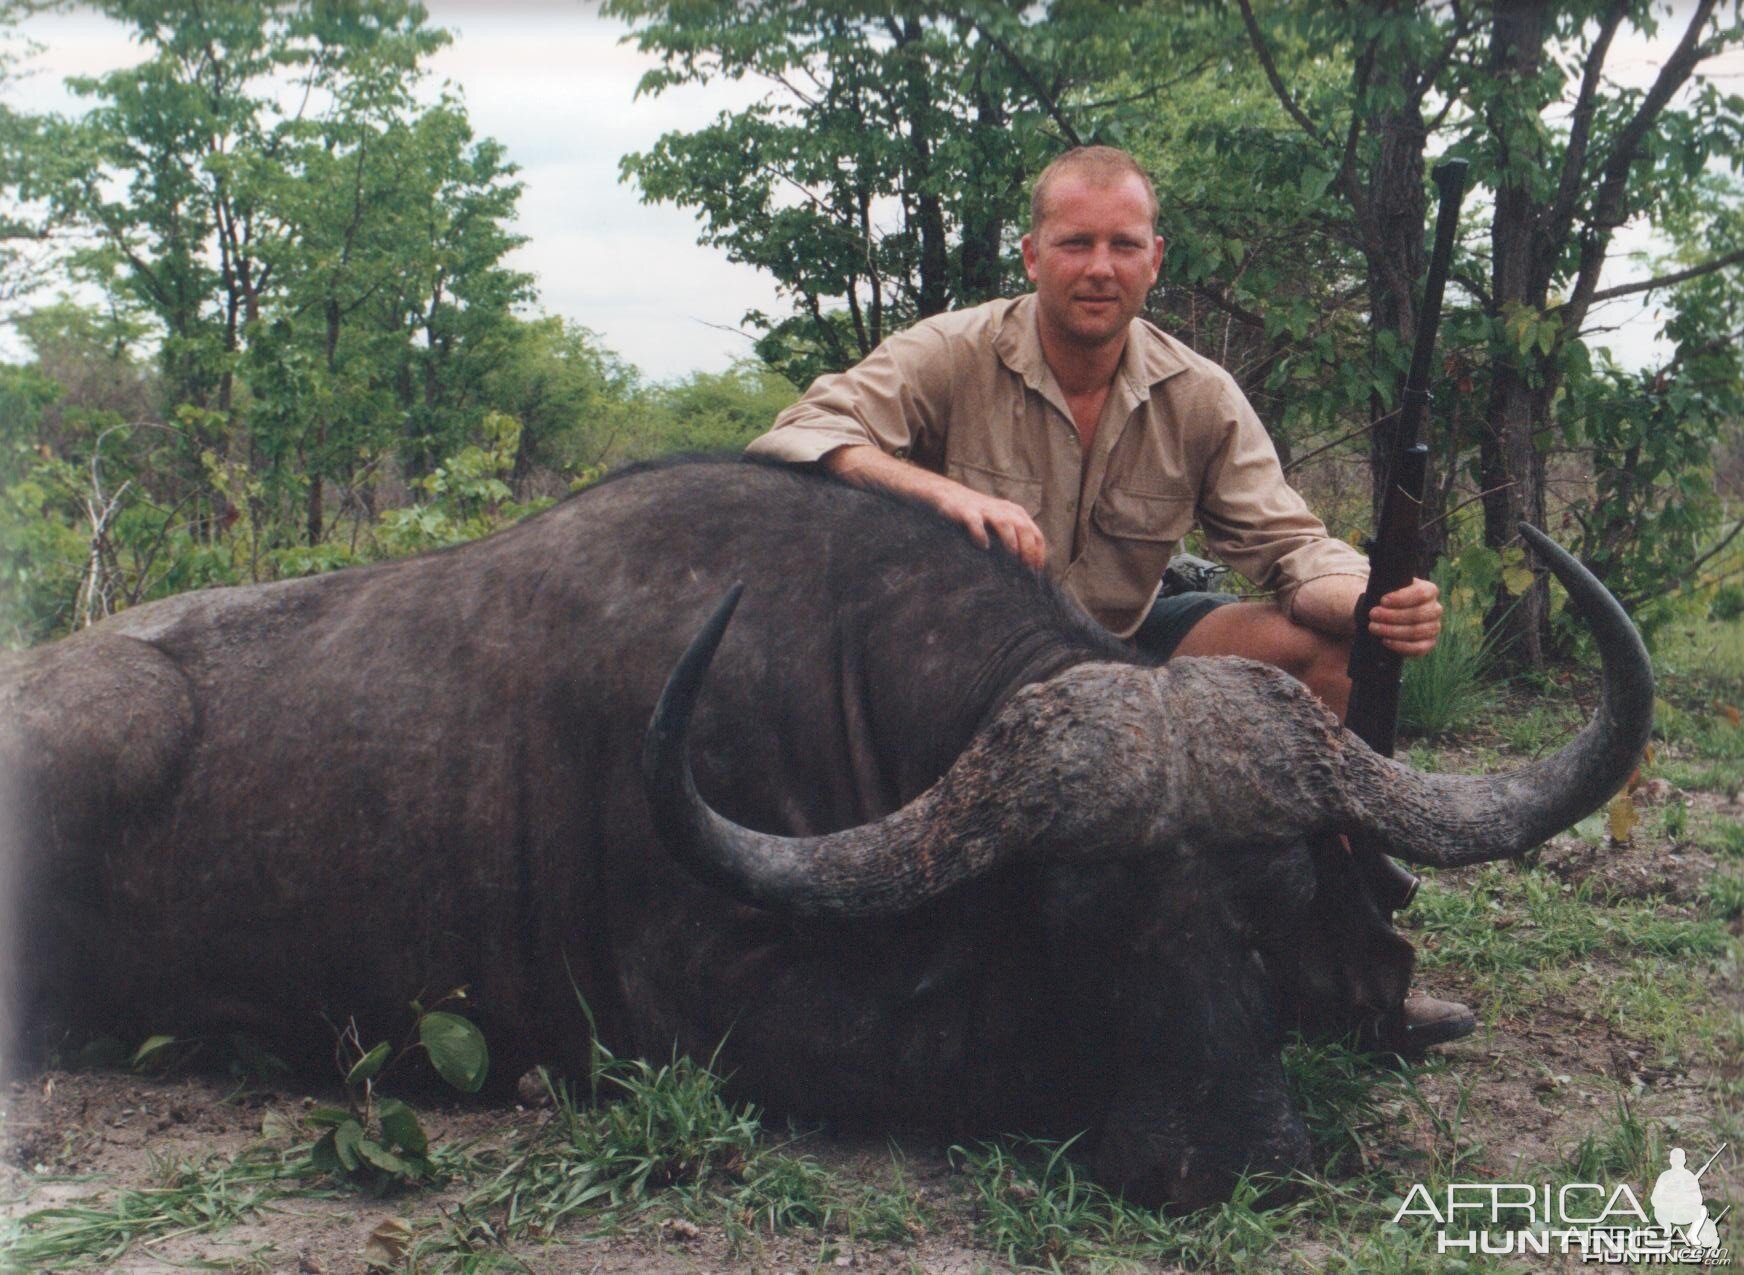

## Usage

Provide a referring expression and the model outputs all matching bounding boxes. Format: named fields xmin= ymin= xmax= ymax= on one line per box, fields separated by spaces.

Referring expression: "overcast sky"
xmin=5 ymin=1 xmax=783 ymax=380
xmin=5 ymin=2 xmax=1736 ymax=381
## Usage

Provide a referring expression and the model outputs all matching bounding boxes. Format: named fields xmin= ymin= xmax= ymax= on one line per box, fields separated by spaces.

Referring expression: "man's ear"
xmin=1021 ymin=233 xmax=1039 ymax=282
xmin=1151 ymin=235 xmax=1166 ymax=272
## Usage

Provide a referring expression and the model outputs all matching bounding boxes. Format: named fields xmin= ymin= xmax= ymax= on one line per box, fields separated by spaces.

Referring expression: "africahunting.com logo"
xmin=1393 ymin=1143 xmax=1731 ymax=1264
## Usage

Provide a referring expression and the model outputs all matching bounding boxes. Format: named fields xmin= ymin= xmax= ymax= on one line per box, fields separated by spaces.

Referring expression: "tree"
xmin=1467 ymin=0 xmax=1742 ymax=661
xmin=18 ymin=0 xmax=529 ymax=550
xmin=608 ymin=0 xmax=1188 ymax=384
xmin=1235 ymin=0 xmax=1744 ymax=662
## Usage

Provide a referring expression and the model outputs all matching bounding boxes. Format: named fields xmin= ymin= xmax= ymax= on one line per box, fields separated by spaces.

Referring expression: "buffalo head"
xmin=644 ymin=523 xmax=1652 ymax=1207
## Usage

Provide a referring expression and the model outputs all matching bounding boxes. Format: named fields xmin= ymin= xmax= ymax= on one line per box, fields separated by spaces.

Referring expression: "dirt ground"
xmin=2 ymin=811 xmax=1738 ymax=1273
xmin=0 ymin=1070 xmax=1001 ymax=1273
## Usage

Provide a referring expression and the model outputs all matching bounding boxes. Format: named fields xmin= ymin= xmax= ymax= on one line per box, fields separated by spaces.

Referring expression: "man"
xmin=747 ymin=145 xmax=1471 ymax=1049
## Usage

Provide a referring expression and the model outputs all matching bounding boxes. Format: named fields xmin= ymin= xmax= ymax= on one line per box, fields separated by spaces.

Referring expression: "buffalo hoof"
xmin=1093 ymin=1070 xmax=1311 ymax=1213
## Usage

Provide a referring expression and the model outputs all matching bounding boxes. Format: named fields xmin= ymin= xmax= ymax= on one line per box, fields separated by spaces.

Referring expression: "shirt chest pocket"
xmin=1070 ymin=484 xmax=1200 ymax=634
xmin=1091 ymin=485 xmax=1197 ymax=543
xmin=945 ymin=459 xmax=1044 ymax=518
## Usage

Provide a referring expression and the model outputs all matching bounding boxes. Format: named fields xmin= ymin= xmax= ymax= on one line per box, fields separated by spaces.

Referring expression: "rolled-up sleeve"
xmin=1193 ymin=377 xmax=1370 ymax=600
xmin=745 ymin=323 xmax=954 ymax=467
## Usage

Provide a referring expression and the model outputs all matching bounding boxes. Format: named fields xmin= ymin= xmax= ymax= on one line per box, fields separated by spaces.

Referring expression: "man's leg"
xmin=1138 ymin=594 xmax=1474 ymax=1052
xmin=1169 ymin=600 xmax=1355 ymax=717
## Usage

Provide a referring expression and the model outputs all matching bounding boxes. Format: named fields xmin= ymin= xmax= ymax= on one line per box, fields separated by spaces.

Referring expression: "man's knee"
xmin=1166 ymin=600 xmax=1352 ymax=714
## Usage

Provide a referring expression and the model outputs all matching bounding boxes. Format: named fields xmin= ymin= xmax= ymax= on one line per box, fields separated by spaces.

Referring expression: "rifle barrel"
xmin=1399 ymin=158 xmax=1469 ymax=449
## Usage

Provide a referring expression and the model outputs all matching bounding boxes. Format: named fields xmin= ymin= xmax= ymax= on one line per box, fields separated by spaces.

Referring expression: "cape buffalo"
xmin=1 ymin=457 xmax=1651 ymax=1209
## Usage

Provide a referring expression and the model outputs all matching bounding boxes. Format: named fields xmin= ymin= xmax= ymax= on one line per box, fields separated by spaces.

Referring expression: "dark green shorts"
xmin=1131 ymin=591 xmax=1240 ymax=661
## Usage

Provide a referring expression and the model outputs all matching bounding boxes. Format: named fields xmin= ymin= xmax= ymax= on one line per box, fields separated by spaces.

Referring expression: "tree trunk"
xmin=1480 ymin=1 xmax=1553 ymax=667
xmin=1363 ymin=65 xmax=1431 ymax=575
xmin=958 ymin=86 xmax=1006 ymax=302
xmin=900 ymin=15 xmax=948 ymax=319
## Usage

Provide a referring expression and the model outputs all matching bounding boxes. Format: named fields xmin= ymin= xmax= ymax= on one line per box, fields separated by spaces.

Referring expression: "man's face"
xmin=1021 ymin=172 xmax=1164 ymax=352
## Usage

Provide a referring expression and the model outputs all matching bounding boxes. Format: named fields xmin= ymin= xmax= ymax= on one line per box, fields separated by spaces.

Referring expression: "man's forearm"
xmin=1287 ymin=574 xmax=1368 ymax=638
xmin=823 ymin=445 xmax=958 ymax=503
xmin=1291 ymin=571 xmax=1444 ymax=657
xmin=820 ymin=445 xmax=1048 ymax=570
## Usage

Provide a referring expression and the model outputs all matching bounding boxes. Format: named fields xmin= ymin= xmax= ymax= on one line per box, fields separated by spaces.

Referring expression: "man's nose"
xmin=1086 ymin=243 xmax=1116 ymax=276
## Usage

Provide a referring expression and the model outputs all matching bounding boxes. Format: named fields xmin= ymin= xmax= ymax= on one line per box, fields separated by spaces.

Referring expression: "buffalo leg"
xmin=1238 ymin=837 xmax=1416 ymax=1043
xmin=1088 ymin=857 xmax=1312 ymax=1211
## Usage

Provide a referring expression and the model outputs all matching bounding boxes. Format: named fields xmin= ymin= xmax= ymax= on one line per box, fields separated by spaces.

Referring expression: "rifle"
xmin=1346 ymin=157 xmax=1469 ymax=907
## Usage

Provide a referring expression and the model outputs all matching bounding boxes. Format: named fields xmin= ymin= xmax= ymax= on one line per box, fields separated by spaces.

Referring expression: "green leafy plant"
xmin=306 ymin=997 xmax=489 ymax=1190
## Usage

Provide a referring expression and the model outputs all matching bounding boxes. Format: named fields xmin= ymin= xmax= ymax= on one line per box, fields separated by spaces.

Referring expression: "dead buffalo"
xmin=1 ymin=456 xmax=1651 ymax=1209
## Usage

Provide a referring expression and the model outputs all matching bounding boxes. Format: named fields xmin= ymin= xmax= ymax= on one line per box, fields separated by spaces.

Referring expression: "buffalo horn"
xmin=642 ymin=584 xmax=1045 ymax=917
xmin=1339 ymin=523 xmax=1654 ymax=865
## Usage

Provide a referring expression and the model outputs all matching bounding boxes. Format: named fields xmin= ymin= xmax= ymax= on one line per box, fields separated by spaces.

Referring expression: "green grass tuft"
xmin=1398 ymin=579 xmax=1497 ymax=739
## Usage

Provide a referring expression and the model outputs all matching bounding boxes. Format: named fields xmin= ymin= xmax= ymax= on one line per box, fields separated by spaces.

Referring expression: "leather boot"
xmin=1362 ymin=994 xmax=1478 ymax=1055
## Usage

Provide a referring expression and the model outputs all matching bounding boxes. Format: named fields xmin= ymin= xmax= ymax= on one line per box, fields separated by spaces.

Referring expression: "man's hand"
xmin=1290 ymin=573 xmax=1443 ymax=658
xmin=930 ymin=486 xmax=1047 ymax=570
xmin=1367 ymin=578 xmax=1442 ymax=657
xmin=823 ymin=445 xmax=1047 ymax=570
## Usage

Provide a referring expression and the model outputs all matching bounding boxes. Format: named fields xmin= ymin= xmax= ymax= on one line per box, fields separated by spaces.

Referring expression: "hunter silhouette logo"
xmin=1392 ymin=1141 xmax=1732 ymax=1263
xmin=1652 ymin=1146 xmax=1727 ymax=1253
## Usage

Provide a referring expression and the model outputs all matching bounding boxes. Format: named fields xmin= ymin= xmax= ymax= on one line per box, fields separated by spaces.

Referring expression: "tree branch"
xmin=1546 ymin=0 xmax=1628 ymax=244
xmin=1412 ymin=4 xmax=1473 ymax=105
xmin=1561 ymin=0 xmax=1719 ymax=326
xmin=1685 ymin=515 xmax=1743 ymax=582
xmin=969 ymin=19 xmax=1082 ymax=147
xmin=1565 ymin=246 xmax=1744 ymax=308
xmin=1235 ymin=0 xmax=1327 ymax=146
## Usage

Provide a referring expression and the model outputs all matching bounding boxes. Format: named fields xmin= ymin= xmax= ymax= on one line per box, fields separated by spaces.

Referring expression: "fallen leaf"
xmin=363 ymin=1216 xmax=412 ymax=1270
xmin=1607 ymin=792 xmax=1638 ymax=845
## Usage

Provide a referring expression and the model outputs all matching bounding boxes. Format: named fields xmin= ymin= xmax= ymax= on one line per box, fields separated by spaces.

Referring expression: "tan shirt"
xmin=746 ymin=294 xmax=1369 ymax=637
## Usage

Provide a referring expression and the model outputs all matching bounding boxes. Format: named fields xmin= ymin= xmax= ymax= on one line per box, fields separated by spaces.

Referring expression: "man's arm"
xmin=1182 ymin=372 xmax=1442 ymax=657
xmin=822 ymin=445 xmax=1046 ymax=570
xmin=748 ymin=316 xmax=1049 ymax=571
xmin=1290 ymin=574 xmax=1443 ymax=657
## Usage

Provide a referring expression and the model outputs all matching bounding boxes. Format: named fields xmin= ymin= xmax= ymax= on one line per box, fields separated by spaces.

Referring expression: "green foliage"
xmin=1562 ymin=1097 xmax=1663 ymax=1188
xmin=609 ymin=0 xmax=1182 ymax=382
xmin=1398 ymin=564 xmax=1497 ymax=738
xmin=419 ymin=1010 xmax=490 ymax=1094
xmin=644 ymin=359 xmax=798 ymax=453
xmin=950 ymin=1136 xmax=1299 ymax=1271
xmin=3 ymin=0 xmax=534 ymax=580
xmin=426 ymin=1049 xmax=761 ymax=1253
xmin=0 ymin=363 xmax=84 ymax=643
xmin=374 ymin=411 xmax=551 ymax=554
xmin=305 ymin=999 xmax=489 ymax=1191
xmin=1414 ymin=865 xmax=1728 ymax=976
xmin=1559 ymin=331 xmax=1744 ymax=639
xmin=0 ymin=1145 xmax=326 ymax=1270
xmin=1704 ymin=872 xmax=1744 ymax=923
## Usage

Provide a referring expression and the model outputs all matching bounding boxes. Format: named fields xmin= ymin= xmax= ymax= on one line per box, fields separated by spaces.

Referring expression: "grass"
xmin=0 ymin=1145 xmax=332 ymax=1271
xmin=1412 ymin=865 xmax=1728 ymax=975
xmin=409 ymin=1050 xmax=930 ymax=1268
xmin=1398 ymin=576 xmax=1497 ymax=739
xmin=1703 ymin=815 xmax=1744 ymax=858
xmin=949 ymin=1135 xmax=1303 ymax=1272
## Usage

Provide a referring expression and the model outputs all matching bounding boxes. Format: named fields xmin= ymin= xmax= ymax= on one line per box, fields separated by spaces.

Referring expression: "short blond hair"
xmin=1030 ymin=146 xmax=1160 ymax=232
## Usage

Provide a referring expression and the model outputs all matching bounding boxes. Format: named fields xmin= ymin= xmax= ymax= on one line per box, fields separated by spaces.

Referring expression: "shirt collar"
xmin=993 ymin=293 xmax=1190 ymax=393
